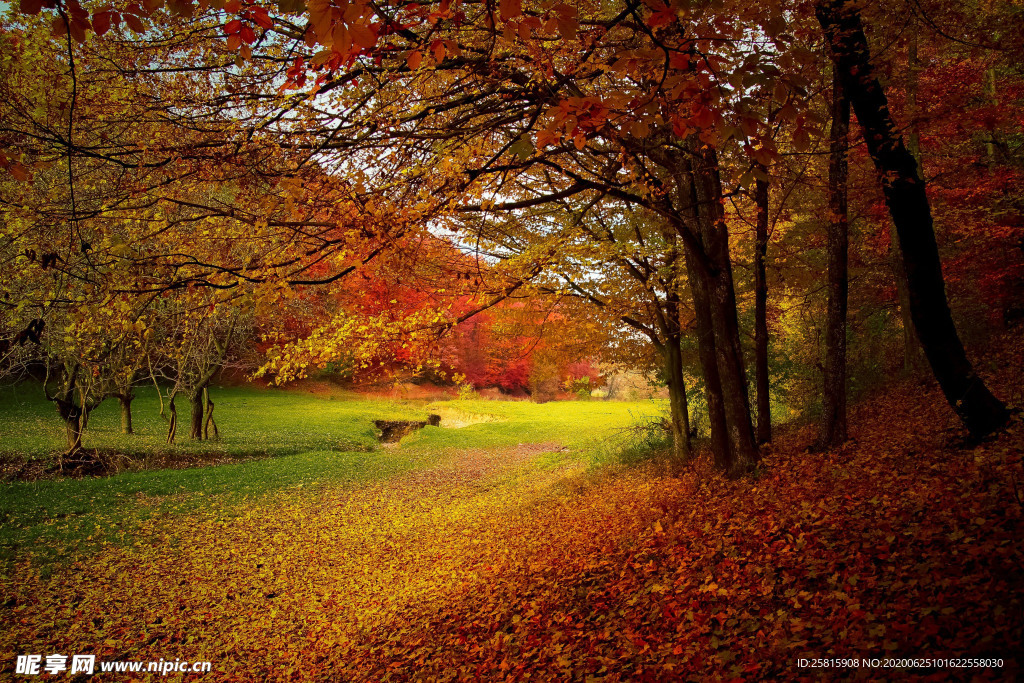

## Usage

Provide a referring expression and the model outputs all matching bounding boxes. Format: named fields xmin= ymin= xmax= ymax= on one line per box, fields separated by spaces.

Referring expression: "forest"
xmin=1 ymin=0 xmax=1022 ymax=679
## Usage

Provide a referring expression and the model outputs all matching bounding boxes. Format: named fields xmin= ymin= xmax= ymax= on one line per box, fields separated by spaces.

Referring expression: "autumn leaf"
xmin=499 ymin=0 xmax=521 ymax=22
xmin=8 ymin=162 xmax=33 ymax=182
xmin=123 ymin=13 xmax=146 ymax=32
xmin=350 ymin=23 xmax=377 ymax=50
xmin=792 ymin=128 xmax=810 ymax=152
xmin=19 ymin=0 xmax=43 ymax=16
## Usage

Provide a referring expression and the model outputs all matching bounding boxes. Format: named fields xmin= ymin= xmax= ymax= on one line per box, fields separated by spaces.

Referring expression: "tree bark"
xmin=894 ymin=26 xmax=925 ymax=373
xmin=44 ymin=362 xmax=94 ymax=456
xmin=684 ymin=249 xmax=731 ymax=470
xmin=664 ymin=332 xmax=691 ymax=462
xmin=166 ymin=392 xmax=178 ymax=445
xmin=753 ymin=169 xmax=772 ymax=444
xmin=189 ymin=385 xmax=206 ymax=441
xmin=817 ymin=0 xmax=1009 ymax=439
xmin=203 ymin=386 xmax=219 ymax=441
xmin=891 ymin=236 xmax=924 ymax=373
xmin=692 ymin=146 xmax=759 ymax=475
xmin=119 ymin=392 xmax=134 ymax=435
xmin=820 ymin=64 xmax=850 ymax=449
xmin=652 ymin=224 xmax=693 ymax=462
xmin=55 ymin=398 xmax=85 ymax=453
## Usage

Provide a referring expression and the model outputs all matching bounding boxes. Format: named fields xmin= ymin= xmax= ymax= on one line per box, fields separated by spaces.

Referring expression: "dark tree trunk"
xmin=820 ymin=64 xmax=851 ymax=449
xmin=166 ymin=393 xmax=178 ymax=445
xmin=119 ymin=392 xmax=134 ymax=435
xmin=895 ymin=27 xmax=925 ymax=373
xmin=891 ymin=237 xmax=924 ymax=373
xmin=753 ymin=170 xmax=772 ymax=444
xmin=662 ymin=140 xmax=757 ymax=474
xmin=203 ymin=387 xmax=219 ymax=441
xmin=684 ymin=247 xmax=731 ymax=471
xmin=817 ymin=0 xmax=1009 ymax=439
xmin=664 ymin=333 xmax=692 ymax=462
xmin=45 ymin=364 xmax=94 ymax=456
xmin=692 ymin=147 xmax=759 ymax=475
xmin=656 ymin=231 xmax=692 ymax=463
xmin=55 ymin=399 xmax=85 ymax=453
xmin=189 ymin=385 xmax=206 ymax=441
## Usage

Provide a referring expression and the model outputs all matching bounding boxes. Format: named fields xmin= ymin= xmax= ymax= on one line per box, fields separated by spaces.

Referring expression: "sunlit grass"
xmin=0 ymin=385 xmax=665 ymax=565
xmin=0 ymin=383 xmax=424 ymax=459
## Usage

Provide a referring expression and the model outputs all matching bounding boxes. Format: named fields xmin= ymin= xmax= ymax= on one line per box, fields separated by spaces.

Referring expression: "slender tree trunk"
xmin=166 ymin=392 xmax=178 ymax=445
xmin=985 ymin=67 xmax=998 ymax=169
xmin=753 ymin=170 xmax=772 ymax=444
xmin=692 ymin=146 xmax=759 ymax=475
xmin=203 ymin=386 xmax=219 ymax=441
xmin=656 ymin=229 xmax=692 ymax=462
xmin=189 ymin=385 xmax=206 ymax=441
xmin=664 ymin=333 xmax=691 ymax=461
xmin=147 ymin=353 xmax=167 ymax=421
xmin=49 ymin=372 xmax=87 ymax=456
xmin=817 ymin=0 xmax=1009 ymax=438
xmin=820 ymin=65 xmax=851 ymax=449
xmin=895 ymin=26 xmax=925 ymax=373
xmin=119 ymin=392 xmax=134 ymax=435
xmin=891 ymin=238 xmax=924 ymax=373
xmin=66 ymin=421 xmax=83 ymax=453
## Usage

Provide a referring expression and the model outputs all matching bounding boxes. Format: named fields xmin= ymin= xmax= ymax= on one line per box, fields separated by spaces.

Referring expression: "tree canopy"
xmin=2 ymin=0 xmax=1022 ymax=468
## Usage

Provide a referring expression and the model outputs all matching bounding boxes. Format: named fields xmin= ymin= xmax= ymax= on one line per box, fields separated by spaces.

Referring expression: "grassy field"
xmin=0 ymin=383 xmax=426 ymax=459
xmin=0 ymin=384 xmax=665 ymax=565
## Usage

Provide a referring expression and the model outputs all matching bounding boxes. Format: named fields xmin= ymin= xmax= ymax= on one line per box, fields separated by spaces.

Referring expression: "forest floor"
xmin=1 ymin=339 xmax=1022 ymax=680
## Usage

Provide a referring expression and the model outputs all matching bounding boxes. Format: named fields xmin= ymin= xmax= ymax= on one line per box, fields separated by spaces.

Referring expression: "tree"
xmin=818 ymin=64 xmax=850 ymax=449
xmin=7 ymin=0 xmax=1018 ymax=470
xmin=154 ymin=293 xmax=241 ymax=442
xmin=816 ymin=0 xmax=1009 ymax=439
xmin=753 ymin=167 xmax=772 ymax=445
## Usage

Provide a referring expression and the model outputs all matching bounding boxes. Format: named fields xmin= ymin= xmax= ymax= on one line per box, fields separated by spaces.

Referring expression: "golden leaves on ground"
xmin=2 ymin=385 xmax=1022 ymax=680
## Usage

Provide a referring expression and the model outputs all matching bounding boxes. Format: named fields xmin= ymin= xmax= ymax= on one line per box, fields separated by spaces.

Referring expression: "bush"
xmin=612 ymin=416 xmax=673 ymax=466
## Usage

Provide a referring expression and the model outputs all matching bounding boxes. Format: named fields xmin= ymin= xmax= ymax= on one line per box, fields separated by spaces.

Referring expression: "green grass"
xmin=0 ymin=385 xmax=665 ymax=566
xmin=0 ymin=383 xmax=424 ymax=459
xmin=414 ymin=398 xmax=666 ymax=452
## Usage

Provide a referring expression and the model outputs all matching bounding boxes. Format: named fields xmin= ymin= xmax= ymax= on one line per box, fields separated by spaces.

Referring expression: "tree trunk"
xmin=680 ymin=222 xmax=731 ymax=471
xmin=56 ymin=400 xmax=85 ymax=454
xmin=891 ymin=237 xmax=924 ymax=373
xmin=47 ymin=366 xmax=87 ymax=456
xmin=683 ymin=246 xmax=731 ymax=469
xmin=820 ymin=64 xmax=851 ymax=449
xmin=985 ymin=67 xmax=998 ymax=169
xmin=894 ymin=26 xmax=926 ymax=373
xmin=203 ymin=386 xmax=219 ymax=441
xmin=166 ymin=393 xmax=178 ymax=445
xmin=692 ymin=146 xmax=760 ymax=475
xmin=817 ymin=0 xmax=1009 ymax=439
xmin=119 ymin=392 xmax=134 ymax=435
xmin=664 ymin=334 xmax=691 ymax=462
xmin=189 ymin=386 xmax=205 ymax=441
xmin=753 ymin=170 xmax=772 ymax=444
